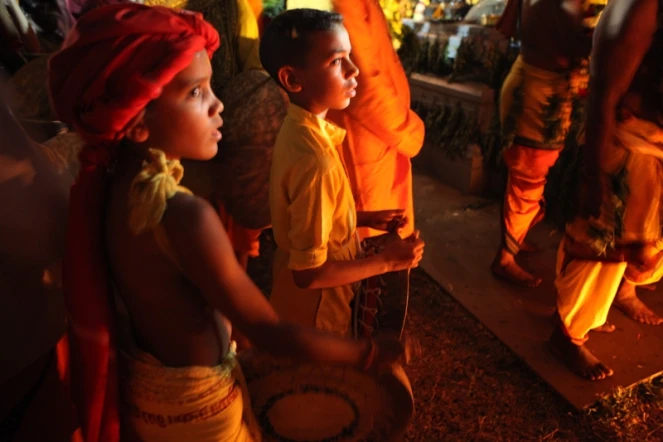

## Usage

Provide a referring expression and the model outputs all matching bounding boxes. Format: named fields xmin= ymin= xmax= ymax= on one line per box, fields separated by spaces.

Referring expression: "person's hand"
xmin=381 ymin=230 xmax=424 ymax=272
xmin=358 ymin=209 xmax=407 ymax=233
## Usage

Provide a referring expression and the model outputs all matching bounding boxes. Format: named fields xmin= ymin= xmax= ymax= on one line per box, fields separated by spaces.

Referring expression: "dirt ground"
xmin=248 ymin=230 xmax=663 ymax=442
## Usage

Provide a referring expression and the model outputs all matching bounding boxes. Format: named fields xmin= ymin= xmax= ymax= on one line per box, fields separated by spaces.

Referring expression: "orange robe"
xmin=328 ymin=0 xmax=424 ymax=239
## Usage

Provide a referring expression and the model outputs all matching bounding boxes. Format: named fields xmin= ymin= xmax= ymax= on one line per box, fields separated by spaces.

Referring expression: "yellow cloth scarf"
xmin=128 ymin=148 xmax=192 ymax=236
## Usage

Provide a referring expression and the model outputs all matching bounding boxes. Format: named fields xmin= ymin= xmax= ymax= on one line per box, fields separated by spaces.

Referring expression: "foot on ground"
xmin=615 ymin=281 xmax=663 ymax=325
xmin=491 ymin=251 xmax=542 ymax=288
xmin=548 ymin=328 xmax=614 ymax=381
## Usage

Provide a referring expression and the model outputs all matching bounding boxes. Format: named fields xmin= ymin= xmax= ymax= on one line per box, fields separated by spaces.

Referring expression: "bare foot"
xmin=491 ymin=250 xmax=542 ymax=288
xmin=520 ymin=240 xmax=540 ymax=253
xmin=592 ymin=322 xmax=615 ymax=333
xmin=549 ymin=328 xmax=614 ymax=380
xmin=614 ymin=281 xmax=663 ymax=325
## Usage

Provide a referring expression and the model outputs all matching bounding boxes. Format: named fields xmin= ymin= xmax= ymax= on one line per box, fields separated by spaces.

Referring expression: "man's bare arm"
xmin=585 ymin=0 xmax=658 ymax=182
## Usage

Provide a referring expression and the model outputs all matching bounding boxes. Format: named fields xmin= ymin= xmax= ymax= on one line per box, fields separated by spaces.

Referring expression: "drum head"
xmin=238 ymin=353 xmax=414 ymax=442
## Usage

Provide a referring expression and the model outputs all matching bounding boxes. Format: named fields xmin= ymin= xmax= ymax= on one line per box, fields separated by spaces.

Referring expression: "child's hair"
xmin=259 ymin=8 xmax=343 ymax=87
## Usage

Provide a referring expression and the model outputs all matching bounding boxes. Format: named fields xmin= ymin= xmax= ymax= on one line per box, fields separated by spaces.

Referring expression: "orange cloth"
xmin=217 ymin=203 xmax=261 ymax=258
xmin=499 ymin=56 xmax=580 ymax=254
xmin=502 ymin=145 xmax=560 ymax=254
xmin=47 ymin=5 xmax=220 ymax=442
xmin=327 ymin=0 xmax=424 ymax=239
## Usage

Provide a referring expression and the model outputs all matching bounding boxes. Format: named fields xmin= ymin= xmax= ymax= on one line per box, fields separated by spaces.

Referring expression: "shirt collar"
xmin=287 ymin=103 xmax=346 ymax=147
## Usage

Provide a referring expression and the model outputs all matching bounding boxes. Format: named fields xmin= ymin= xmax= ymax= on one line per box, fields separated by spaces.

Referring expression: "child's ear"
xmin=278 ymin=66 xmax=302 ymax=94
xmin=124 ymin=109 xmax=149 ymax=143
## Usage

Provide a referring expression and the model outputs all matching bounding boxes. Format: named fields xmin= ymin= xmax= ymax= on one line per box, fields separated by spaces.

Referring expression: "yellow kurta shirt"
xmin=270 ymin=104 xmax=359 ymax=337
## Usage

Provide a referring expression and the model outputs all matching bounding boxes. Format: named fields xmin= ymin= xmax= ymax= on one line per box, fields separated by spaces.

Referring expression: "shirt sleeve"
xmin=286 ymin=154 xmax=339 ymax=271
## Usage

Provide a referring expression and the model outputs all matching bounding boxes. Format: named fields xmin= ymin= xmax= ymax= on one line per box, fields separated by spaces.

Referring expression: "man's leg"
xmin=550 ymin=238 xmax=625 ymax=380
xmin=492 ymin=145 xmax=559 ymax=287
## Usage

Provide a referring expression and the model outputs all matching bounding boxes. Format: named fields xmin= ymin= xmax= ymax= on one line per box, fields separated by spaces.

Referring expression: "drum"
xmin=354 ymin=233 xmax=411 ymax=340
xmin=237 ymin=351 xmax=414 ymax=442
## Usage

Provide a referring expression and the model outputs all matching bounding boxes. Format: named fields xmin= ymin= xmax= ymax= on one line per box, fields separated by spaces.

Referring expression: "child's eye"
xmin=331 ymin=58 xmax=341 ymax=66
xmin=190 ymin=86 xmax=201 ymax=98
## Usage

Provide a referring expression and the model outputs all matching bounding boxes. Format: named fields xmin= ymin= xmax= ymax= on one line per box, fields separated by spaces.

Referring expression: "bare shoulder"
xmin=160 ymin=193 xmax=221 ymax=244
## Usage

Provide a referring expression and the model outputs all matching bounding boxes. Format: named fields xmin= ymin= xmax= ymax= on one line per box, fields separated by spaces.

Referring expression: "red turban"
xmin=47 ymin=5 xmax=220 ymax=442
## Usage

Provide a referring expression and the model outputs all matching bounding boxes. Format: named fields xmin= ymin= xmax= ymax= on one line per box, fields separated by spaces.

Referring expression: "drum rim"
xmin=239 ymin=353 xmax=414 ymax=442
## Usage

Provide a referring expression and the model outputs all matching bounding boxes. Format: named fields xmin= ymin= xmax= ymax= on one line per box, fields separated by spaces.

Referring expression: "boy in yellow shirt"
xmin=261 ymin=9 xmax=425 ymax=337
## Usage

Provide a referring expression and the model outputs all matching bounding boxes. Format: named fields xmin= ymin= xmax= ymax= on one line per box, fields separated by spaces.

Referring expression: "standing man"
xmin=552 ymin=0 xmax=663 ymax=380
xmin=492 ymin=0 xmax=591 ymax=287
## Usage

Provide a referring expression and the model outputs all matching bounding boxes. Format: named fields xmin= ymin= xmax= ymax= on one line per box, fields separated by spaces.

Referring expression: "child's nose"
xmin=210 ymin=95 xmax=224 ymax=116
xmin=345 ymin=59 xmax=359 ymax=78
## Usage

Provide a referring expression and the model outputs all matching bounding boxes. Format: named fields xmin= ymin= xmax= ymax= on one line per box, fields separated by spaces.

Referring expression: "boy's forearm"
xmin=293 ymin=255 xmax=389 ymax=290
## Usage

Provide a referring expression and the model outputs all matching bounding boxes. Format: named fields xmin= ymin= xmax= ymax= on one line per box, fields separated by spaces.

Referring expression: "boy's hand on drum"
xmin=381 ymin=230 xmax=424 ymax=272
